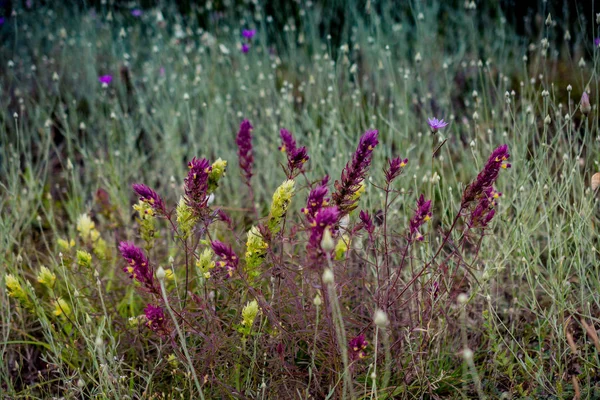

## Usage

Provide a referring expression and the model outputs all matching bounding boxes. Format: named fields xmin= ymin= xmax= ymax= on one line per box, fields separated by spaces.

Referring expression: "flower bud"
xmin=322 ymin=268 xmax=334 ymax=284
xmin=581 ymin=92 xmax=591 ymax=115
xmin=373 ymin=309 xmax=388 ymax=327
xmin=320 ymin=227 xmax=335 ymax=251
xmin=156 ymin=266 xmax=166 ymax=281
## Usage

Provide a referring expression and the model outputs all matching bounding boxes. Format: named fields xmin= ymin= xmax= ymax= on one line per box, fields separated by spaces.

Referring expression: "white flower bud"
xmin=374 ymin=309 xmax=388 ymax=327
xmin=462 ymin=348 xmax=474 ymax=361
xmin=544 ymin=114 xmax=551 ymax=125
xmin=313 ymin=294 xmax=322 ymax=306
xmin=156 ymin=266 xmax=166 ymax=281
xmin=322 ymin=268 xmax=334 ymax=284
xmin=545 ymin=13 xmax=552 ymax=26
xmin=320 ymin=228 xmax=335 ymax=251
xmin=457 ymin=293 xmax=469 ymax=304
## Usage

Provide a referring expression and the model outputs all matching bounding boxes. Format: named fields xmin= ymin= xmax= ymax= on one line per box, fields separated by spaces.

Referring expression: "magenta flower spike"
xmin=144 ymin=304 xmax=169 ymax=335
xmin=461 ymin=144 xmax=510 ymax=207
xmin=211 ymin=240 xmax=239 ymax=278
xmin=118 ymin=241 xmax=157 ymax=293
xmin=184 ymin=157 xmax=212 ymax=213
xmin=132 ymin=183 xmax=166 ymax=214
xmin=236 ymin=120 xmax=254 ymax=184
xmin=409 ymin=195 xmax=432 ymax=241
xmin=98 ymin=75 xmax=113 ymax=84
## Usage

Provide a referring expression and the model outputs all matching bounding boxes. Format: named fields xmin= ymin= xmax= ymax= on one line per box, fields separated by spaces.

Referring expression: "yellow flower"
xmin=208 ymin=158 xmax=227 ymax=193
xmin=76 ymin=213 xmax=96 ymax=242
xmin=164 ymin=268 xmax=174 ymax=281
xmin=196 ymin=248 xmax=215 ymax=279
xmin=5 ymin=274 xmax=29 ymax=306
xmin=244 ymin=226 xmax=268 ymax=279
xmin=241 ymin=299 xmax=260 ymax=327
xmin=57 ymin=238 xmax=75 ymax=251
xmin=37 ymin=266 xmax=56 ymax=288
xmin=267 ymin=180 xmax=295 ymax=234
xmin=53 ymin=297 xmax=72 ymax=318
xmin=334 ymin=234 xmax=350 ymax=260
xmin=176 ymin=197 xmax=197 ymax=239
xmin=76 ymin=250 xmax=92 ymax=268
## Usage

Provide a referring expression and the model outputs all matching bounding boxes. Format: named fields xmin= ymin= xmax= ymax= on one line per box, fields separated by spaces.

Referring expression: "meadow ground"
xmin=1 ymin=1 xmax=600 ymax=399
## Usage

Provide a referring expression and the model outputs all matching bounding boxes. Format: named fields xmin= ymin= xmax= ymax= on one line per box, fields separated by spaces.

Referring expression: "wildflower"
xmin=385 ymin=157 xmax=408 ymax=183
xmin=77 ymin=213 xmax=99 ymax=242
xmin=207 ymin=158 xmax=227 ymax=193
xmin=359 ymin=210 xmax=375 ymax=239
xmin=57 ymin=238 xmax=75 ymax=251
xmin=581 ymin=92 xmax=591 ymax=115
xmin=0 ymin=17 xmax=5 ymax=25
xmin=595 ymin=38 xmax=600 ymax=48
xmin=76 ymin=250 xmax=92 ymax=268
xmin=321 ymin=227 xmax=335 ymax=251
xmin=131 ymin=9 xmax=142 ymax=17
xmin=242 ymin=29 xmax=257 ymax=39
xmin=302 ymin=181 xmax=330 ymax=221
xmin=132 ymin=183 xmax=166 ymax=214
xmin=144 ymin=304 xmax=169 ymax=335
xmin=245 ymin=226 xmax=268 ymax=279
xmin=211 ymin=240 xmax=238 ymax=278
xmin=241 ymin=299 xmax=260 ymax=327
xmin=5 ymin=274 xmax=30 ymax=307
xmin=241 ymin=43 xmax=250 ymax=53
xmin=427 ymin=117 xmax=449 ymax=132
xmin=349 ymin=335 xmax=368 ymax=361
xmin=184 ymin=157 xmax=212 ymax=213
xmin=53 ymin=297 xmax=72 ymax=318
xmin=267 ymin=180 xmax=295 ymax=234
xmin=469 ymin=187 xmax=501 ymax=228
xmin=334 ymin=234 xmax=350 ymax=260
xmin=409 ymin=195 xmax=432 ymax=241
xmin=308 ymin=206 xmax=340 ymax=259
xmin=98 ymin=75 xmax=113 ymax=85
xmin=373 ymin=309 xmax=389 ymax=327
xmin=461 ymin=145 xmax=510 ymax=207
xmin=37 ymin=266 xmax=56 ymax=288
xmin=236 ymin=120 xmax=254 ymax=185
xmin=279 ymin=129 xmax=309 ymax=176
xmin=196 ymin=247 xmax=216 ymax=279
xmin=176 ymin=197 xmax=197 ymax=239
xmin=118 ymin=241 xmax=157 ymax=293
xmin=332 ymin=130 xmax=379 ymax=216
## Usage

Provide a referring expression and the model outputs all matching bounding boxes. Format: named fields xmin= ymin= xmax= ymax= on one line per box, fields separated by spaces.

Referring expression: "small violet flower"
xmin=131 ymin=9 xmax=143 ymax=17
xmin=427 ymin=117 xmax=449 ymax=132
xmin=241 ymin=43 xmax=250 ymax=53
xmin=242 ymin=29 xmax=256 ymax=39
xmin=595 ymin=38 xmax=600 ymax=47
xmin=98 ymin=75 xmax=113 ymax=85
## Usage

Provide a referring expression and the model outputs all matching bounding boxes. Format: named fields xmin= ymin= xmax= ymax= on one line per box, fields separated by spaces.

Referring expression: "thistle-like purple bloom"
xmin=242 ymin=29 xmax=256 ymax=39
xmin=236 ymin=120 xmax=254 ymax=184
xmin=307 ymin=206 xmax=340 ymax=259
xmin=98 ymin=75 xmax=113 ymax=84
xmin=132 ymin=183 xmax=166 ymax=214
xmin=241 ymin=43 xmax=250 ymax=53
xmin=279 ymin=129 xmax=309 ymax=176
xmin=144 ymin=304 xmax=169 ymax=335
xmin=211 ymin=240 xmax=238 ymax=278
xmin=332 ymin=130 xmax=379 ymax=216
xmin=302 ymin=183 xmax=330 ymax=222
xmin=461 ymin=145 xmax=510 ymax=207
xmin=119 ymin=241 xmax=157 ymax=292
xmin=385 ymin=157 xmax=408 ymax=183
xmin=427 ymin=117 xmax=449 ymax=132
xmin=131 ymin=9 xmax=143 ymax=17
xmin=409 ymin=195 xmax=432 ymax=241
xmin=348 ymin=334 xmax=368 ymax=361
xmin=185 ymin=157 xmax=212 ymax=212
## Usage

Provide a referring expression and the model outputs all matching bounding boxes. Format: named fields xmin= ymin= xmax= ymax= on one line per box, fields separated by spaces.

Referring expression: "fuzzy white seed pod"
xmin=313 ymin=294 xmax=322 ymax=306
xmin=457 ymin=293 xmax=469 ymax=304
xmin=462 ymin=348 xmax=474 ymax=361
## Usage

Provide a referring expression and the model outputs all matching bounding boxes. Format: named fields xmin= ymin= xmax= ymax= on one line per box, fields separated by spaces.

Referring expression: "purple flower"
xmin=242 ymin=29 xmax=256 ymax=39
xmin=185 ymin=157 xmax=212 ymax=212
xmin=302 ymin=182 xmax=330 ymax=222
xmin=469 ymin=187 xmax=501 ymax=228
xmin=159 ymin=67 xmax=165 ymax=76
xmin=385 ymin=157 xmax=408 ymax=183
xmin=359 ymin=210 xmax=375 ymax=239
xmin=131 ymin=9 xmax=143 ymax=17
xmin=98 ymin=75 xmax=113 ymax=85
xmin=279 ymin=129 xmax=309 ymax=177
xmin=236 ymin=120 xmax=254 ymax=185
xmin=409 ymin=195 xmax=432 ymax=241
xmin=307 ymin=206 xmax=340 ymax=259
xmin=119 ymin=241 xmax=157 ymax=293
xmin=132 ymin=183 xmax=166 ymax=214
xmin=427 ymin=117 xmax=449 ymax=132
xmin=144 ymin=304 xmax=169 ymax=335
xmin=581 ymin=92 xmax=591 ymax=114
xmin=0 ymin=17 xmax=5 ymax=25
xmin=332 ymin=130 xmax=379 ymax=216
xmin=349 ymin=334 xmax=368 ymax=361
xmin=211 ymin=240 xmax=238 ymax=278
xmin=241 ymin=43 xmax=250 ymax=53
xmin=461 ymin=145 xmax=510 ymax=207
xmin=595 ymin=38 xmax=600 ymax=47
